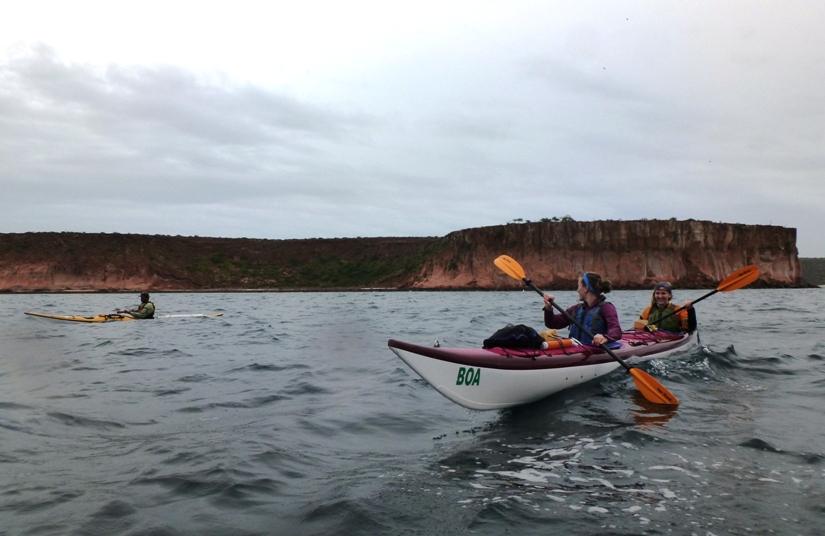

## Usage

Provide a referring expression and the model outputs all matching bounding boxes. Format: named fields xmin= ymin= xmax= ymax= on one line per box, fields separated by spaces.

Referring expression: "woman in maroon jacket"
xmin=542 ymin=272 xmax=622 ymax=346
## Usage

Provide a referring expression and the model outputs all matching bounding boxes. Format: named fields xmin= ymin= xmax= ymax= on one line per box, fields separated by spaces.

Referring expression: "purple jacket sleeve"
xmin=544 ymin=304 xmax=578 ymax=329
xmin=600 ymin=302 xmax=622 ymax=341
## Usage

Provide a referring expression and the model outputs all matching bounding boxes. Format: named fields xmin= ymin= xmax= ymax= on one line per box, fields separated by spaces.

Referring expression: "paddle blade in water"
xmin=718 ymin=265 xmax=760 ymax=292
xmin=630 ymin=368 xmax=679 ymax=406
xmin=494 ymin=255 xmax=526 ymax=281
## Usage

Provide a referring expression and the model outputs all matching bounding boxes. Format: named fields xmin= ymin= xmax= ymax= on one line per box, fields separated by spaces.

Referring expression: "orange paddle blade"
xmin=718 ymin=265 xmax=760 ymax=292
xmin=630 ymin=368 xmax=679 ymax=406
xmin=494 ymin=255 xmax=526 ymax=281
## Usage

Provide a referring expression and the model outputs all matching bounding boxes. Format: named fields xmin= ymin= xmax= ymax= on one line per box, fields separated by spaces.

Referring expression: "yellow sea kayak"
xmin=24 ymin=312 xmax=223 ymax=323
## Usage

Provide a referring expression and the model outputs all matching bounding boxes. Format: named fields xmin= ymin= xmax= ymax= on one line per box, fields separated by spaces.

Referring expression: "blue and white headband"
xmin=582 ymin=273 xmax=597 ymax=294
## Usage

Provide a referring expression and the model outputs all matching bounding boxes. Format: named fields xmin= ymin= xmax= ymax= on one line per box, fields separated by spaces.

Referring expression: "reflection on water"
xmin=628 ymin=392 xmax=677 ymax=428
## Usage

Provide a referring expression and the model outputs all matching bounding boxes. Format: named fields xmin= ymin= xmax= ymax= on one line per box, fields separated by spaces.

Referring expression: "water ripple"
xmin=47 ymin=412 xmax=126 ymax=430
xmin=2 ymin=289 xmax=825 ymax=535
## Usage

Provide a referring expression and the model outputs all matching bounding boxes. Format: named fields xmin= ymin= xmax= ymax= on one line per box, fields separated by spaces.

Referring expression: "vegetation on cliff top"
xmin=182 ymin=244 xmax=445 ymax=288
xmin=0 ymin=232 xmax=446 ymax=290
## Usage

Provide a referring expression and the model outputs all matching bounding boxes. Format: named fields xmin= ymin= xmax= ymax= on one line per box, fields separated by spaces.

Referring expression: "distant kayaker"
xmin=118 ymin=292 xmax=155 ymax=319
xmin=639 ymin=282 xmax=696 ymax=333
xmin=542 ymin=272 xmax=621 ymax=346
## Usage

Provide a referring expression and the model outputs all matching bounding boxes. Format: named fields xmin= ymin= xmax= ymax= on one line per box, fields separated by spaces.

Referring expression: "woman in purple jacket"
xmin=542 ymin=272 xmax=622 ymax=346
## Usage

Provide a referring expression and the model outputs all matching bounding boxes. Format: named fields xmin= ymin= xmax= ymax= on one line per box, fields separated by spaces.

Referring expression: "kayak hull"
xmin=25 ymin=312 xmax=135 ymax=323
xmin=388 ymin=330 xmax=693 ymax=410
xmin=24 ymin=312 xmax=223 ymax=323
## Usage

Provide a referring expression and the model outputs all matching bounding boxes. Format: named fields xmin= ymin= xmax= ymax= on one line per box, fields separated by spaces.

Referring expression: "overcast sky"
xmin=1 ymin=1 xmax=823 ymax=256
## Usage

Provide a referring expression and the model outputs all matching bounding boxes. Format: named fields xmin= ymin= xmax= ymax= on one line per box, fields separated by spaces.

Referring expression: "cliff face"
xmin=407 ymin=220 xmax=804 ymax=289
xmin=0 ymin=233 xmax=442 ymax=292
xmin=0 ymin=221 xmax=805 ymax=292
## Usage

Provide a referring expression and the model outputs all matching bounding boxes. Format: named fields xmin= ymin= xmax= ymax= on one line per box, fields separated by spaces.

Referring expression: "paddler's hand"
xmin=592 ymin=334 xmax=608 ymax=346
xmin=543 ymin=293 xmax=555 ymax=309
xmin=683 ymin=300 xmax=693 ymax=310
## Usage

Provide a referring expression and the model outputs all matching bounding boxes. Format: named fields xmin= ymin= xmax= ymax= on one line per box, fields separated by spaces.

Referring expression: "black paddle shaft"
xmin=522 ymin=277 xmax=632 ymax=372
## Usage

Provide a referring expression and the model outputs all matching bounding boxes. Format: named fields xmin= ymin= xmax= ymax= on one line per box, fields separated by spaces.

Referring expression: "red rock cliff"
xmin=0 ymin=233 xmax=441 ymax=292
xmin=0 ymin=221 xmax=805 ymax=291
xmin=407 ymin=220 xmax=803 ymax=289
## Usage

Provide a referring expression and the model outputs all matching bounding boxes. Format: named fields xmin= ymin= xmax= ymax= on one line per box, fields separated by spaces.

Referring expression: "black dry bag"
xmin=483 ymin=324 xmax=546 ymax=350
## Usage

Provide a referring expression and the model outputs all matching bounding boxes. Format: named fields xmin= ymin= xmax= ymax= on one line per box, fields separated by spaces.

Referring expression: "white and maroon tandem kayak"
xmin=387 ymin=330 xmax=694 ymax=410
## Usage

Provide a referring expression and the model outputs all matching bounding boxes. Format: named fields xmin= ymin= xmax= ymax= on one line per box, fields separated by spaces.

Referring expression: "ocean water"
xmin=2 ymin=288 xmax=825 ymax=535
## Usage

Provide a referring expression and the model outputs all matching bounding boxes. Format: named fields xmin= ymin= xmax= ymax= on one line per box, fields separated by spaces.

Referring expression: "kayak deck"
xmin=389 ymin=330 xmax=689 ymax=371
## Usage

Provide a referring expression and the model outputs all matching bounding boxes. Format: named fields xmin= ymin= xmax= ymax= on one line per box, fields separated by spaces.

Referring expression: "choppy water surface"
xmin=2 ymin=289 xmax=825 ymax=535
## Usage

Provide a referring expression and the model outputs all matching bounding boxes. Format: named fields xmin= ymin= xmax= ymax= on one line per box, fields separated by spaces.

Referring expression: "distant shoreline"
xmin=3 ymin=287 xmax=819 ymax=295
xmin=2 ymin=224 xmax=816 ymax=290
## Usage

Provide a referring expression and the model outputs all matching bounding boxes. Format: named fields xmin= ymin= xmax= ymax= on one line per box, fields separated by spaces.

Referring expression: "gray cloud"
xmin=2 ymin=2 xmax=825 ymax=257
xmin=1 ymin=46 xmax=380 ymax=207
